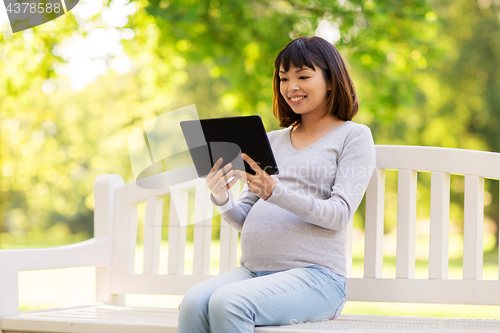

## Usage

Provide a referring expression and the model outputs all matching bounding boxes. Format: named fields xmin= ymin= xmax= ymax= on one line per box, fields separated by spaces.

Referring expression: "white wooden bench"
xmin=1 ymin=145 xmax=500 ymax=333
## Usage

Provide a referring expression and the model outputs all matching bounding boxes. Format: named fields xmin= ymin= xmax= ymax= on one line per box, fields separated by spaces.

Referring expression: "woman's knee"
xmin=179 ymin=267 xmax=252 ymax=312
xmin=179 ymin=285 xmax=210 ymax=313
xmin=208 ymin=286 xmax=248 ymax=315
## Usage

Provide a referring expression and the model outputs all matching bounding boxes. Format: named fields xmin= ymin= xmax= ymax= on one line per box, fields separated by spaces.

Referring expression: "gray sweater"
xmin=210 ymin=120 xmax=376 ymax=277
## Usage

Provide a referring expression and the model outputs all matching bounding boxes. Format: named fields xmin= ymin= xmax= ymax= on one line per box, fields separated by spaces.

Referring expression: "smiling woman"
xmin=178 ymin=36 xmax=376 ymax=333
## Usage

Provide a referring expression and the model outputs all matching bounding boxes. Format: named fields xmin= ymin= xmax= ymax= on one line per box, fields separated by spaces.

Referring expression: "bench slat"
xmin=257 ymin=313 xmax=500 ymax=333
xmin=115 ymin=166 xmax=199 ymax=207
xmin=192 ymin=183 xmax=212 ymax=275
xmin=2 ymin=305 xmax=180 ymax=333
xmin=110 ymin=274 xmax=500 ymax=305
xmin=347 ymin=278 xmax=500 ymax=305
xmin=143 ymin=196 xmax=164 ymax=275
xmin=219 ymin=184 xmax=241 ymax=274
xmin=167 ymin=189 xmax=187 ymax=275
xmin=463 ymin=175 xmax=484 ymax=280
xmin=112 ymin=204 xmax=138 ymax=274
xmin=0 ymin=271 xmax=19 ymax=318
xmin=94 ymin=174 xmax=125 ymax=239
xmin=396 ymin=169 xmax=417 ymax=279
xmin=94 ymin=174 xmax=124 ymax=304
xmin=111 ymin=273 xmax=213 ymax=295
xmin=219 ymin=219 xmax=239 ymax=274
xmin=428 ymin=171 xmax=450 ymax=279
xmin=364 ymin=168 xmax=385 ymax=278
xmin=116 ymin=173 xmax=170 ymax=206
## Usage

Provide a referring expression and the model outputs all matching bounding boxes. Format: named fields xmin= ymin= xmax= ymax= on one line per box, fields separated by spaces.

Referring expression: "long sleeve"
xmin=210 ymin=184 xmax=260 ymax=232
xmin=265 ymin=126 xmax=376 ymax=231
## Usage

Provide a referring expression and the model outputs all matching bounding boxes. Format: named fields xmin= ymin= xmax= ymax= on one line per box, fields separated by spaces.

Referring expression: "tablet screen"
xmin=180 ymin=115 xmax=279 ymax=178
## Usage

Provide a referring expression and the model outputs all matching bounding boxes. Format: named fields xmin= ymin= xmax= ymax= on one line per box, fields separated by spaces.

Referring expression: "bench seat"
xmin=3 ymin=304 xmax=493 ymax=333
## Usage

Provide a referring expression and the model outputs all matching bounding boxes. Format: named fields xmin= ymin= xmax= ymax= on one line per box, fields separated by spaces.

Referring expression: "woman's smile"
xmin=289 ymin=95 xmax=306 ymax=104
xmin=279 ymin=64 xmax=331 ymax=116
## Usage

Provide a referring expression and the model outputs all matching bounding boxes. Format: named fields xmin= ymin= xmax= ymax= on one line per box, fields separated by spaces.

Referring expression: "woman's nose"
xmin=288 ymin=81 xmax=299 ymax=91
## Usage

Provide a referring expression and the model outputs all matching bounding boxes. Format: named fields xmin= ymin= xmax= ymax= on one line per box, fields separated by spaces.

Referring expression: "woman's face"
xmin=279 ymin=62 xmax=332 ymax=117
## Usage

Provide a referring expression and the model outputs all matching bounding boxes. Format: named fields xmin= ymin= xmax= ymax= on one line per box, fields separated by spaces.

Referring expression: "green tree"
xmin=2 ymin=0 xmax=498 ymax=250
xmin=431 ymin=0 xmax=500 ymax=247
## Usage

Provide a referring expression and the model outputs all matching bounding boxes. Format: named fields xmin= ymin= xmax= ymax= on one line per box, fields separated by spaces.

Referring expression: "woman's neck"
xmin=295 ymin=114 xmax=345 ymax=135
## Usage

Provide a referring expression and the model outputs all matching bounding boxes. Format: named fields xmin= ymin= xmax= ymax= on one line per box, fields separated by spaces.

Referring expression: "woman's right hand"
xmin=206 ymin=157 xmax=237 ymax=205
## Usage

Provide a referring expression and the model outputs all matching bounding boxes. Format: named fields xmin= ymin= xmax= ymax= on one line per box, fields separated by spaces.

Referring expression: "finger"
xmin=233 ymin=170 xmax=252 ymax=183
xmin=224 ymin=162 xmax=233 ymax=173
xmin=219 ymin=162 xmax=233 ymax=179
xmin=207 ymin=163 xmax=233 ymax=190
xmin=207 ymin=157 xmax=224 ymax=182
xmin=233 ymin=169 xmax=251 ymax=178
xmin=213 ymin=170 xmax=236 ymax=195
xmin=224 ymin=175 xmax=238 ymax=191
xmin=242 ymin=153 xmax=262 ymax=172
xmin=211 ymin=157 xmax=223 ymax=172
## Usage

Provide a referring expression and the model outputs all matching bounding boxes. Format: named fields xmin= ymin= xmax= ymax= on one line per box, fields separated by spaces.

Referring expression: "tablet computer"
xmin=180 ymin=115 xmax=279 ymax=178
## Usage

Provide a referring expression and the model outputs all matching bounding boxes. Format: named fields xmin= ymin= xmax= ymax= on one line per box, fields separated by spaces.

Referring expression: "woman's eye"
xmin=279 ymin=77 xmax=307 ymax=82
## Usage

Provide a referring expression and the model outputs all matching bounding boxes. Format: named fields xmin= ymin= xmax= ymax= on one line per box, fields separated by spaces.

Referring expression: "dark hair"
xmin=272 ymin=36 xmax=359 ymax=128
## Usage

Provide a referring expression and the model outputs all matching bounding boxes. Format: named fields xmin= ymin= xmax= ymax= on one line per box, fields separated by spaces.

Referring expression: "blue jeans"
xmin=177 ymin=264 xmax=347 ymax=333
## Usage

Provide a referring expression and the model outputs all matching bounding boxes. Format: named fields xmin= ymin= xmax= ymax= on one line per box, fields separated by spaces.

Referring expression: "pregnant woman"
xmin=178 ymin=35 xmax=376 ymax=333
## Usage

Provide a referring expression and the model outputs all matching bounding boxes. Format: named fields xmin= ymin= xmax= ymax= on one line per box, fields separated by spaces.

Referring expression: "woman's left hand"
xmin=233 ymin=153 xmax=277 ymax=200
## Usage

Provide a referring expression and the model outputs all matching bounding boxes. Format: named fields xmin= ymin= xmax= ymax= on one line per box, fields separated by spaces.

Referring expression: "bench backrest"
xmin=97 ymin=145 xmax=500 ymax=306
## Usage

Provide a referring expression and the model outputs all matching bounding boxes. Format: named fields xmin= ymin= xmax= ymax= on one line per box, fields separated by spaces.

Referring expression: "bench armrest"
xmin=0 ymin=174 xmax=125 ymax=319
xmin=0 ymin=237 xmax=110 ymax=271
xmin=0 ymin=238 xmax=111 ymax=319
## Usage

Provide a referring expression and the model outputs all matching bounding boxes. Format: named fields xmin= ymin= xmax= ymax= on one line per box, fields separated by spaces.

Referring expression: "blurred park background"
xmin=1 ymin=0 xmax=499 ymax=318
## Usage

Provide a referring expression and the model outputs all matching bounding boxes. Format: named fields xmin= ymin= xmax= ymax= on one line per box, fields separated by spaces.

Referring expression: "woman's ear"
xmin=327 ymin=81 xmax=332 ymax=91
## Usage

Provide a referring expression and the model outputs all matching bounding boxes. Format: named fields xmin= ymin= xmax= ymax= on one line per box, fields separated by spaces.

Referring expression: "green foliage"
xmin=1 ymin=0 xmax=499 ymax=248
